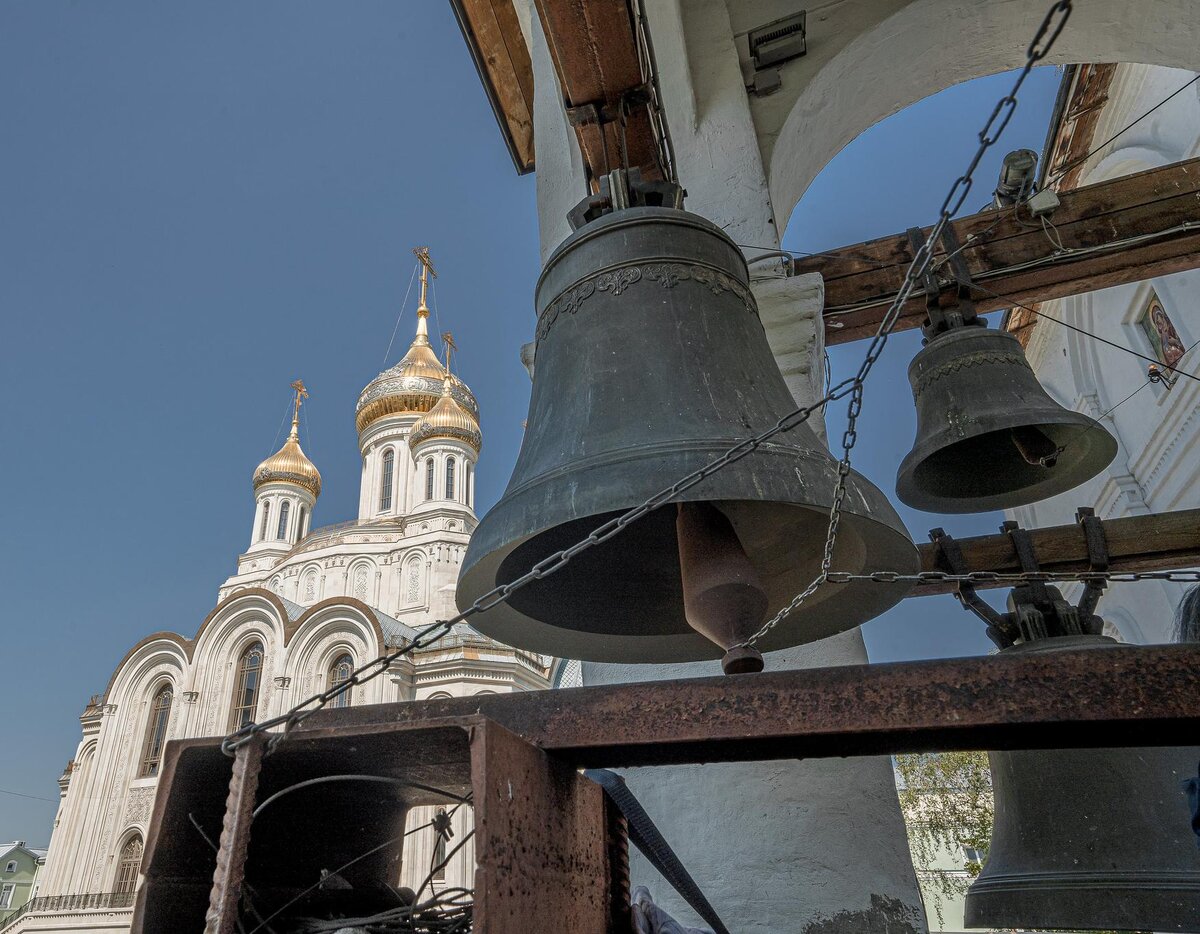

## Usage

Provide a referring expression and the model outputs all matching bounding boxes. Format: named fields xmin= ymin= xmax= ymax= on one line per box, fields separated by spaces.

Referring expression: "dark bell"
xmin=965 ymin=635 xmax=1200 ymax=931
xmin=457 ymin=206 xmax=919 ymax=663
xmin=896 ymin=325 xmax=1117 ymax=513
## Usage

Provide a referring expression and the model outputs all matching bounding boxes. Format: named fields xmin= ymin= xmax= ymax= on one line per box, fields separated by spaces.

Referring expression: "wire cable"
xmin=1045 ymin=73 xmax=1200 ymax=186
xmin=0 ymin=787 xmax=56 ymax=803
xmin=381 ymin=263 xmax=421 ymax=366
xmin=951 ymin=275 xmax=1200 ymax=384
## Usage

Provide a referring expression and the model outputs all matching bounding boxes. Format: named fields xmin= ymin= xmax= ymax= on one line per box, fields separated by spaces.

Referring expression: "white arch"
xmin=770 ymin=0 xmax=1200 ymax=229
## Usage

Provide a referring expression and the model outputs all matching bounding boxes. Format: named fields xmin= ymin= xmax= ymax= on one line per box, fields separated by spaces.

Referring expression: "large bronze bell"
xmin=457 ymin=205 xmax=918 ymax=663
xmin=896 ymin=325 xmax=1117 ymax=513
xmin=965 ymin=635 xmax=1200 ymax=931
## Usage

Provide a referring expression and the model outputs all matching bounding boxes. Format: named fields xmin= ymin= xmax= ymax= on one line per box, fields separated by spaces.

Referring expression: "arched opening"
xmin=114 ymin=834 xmax=143 ymax=897
xmin=259 ymin=501 xmax=271 ymax=542
xmin=766 ymin=0 xmax=1200 ymax=228
xmin=229 ymin=641 xmax=265 ymax=730
xmin=425 ymin=458 xmax=435 ymax=500
xmin=276 ymin=500 xmax=290 ymax=540
xmin=380 ymin=448 xmax=395 ymax=511
xmin=431 ymin=808 xmax=449 ymax=883
xmin=297 ymin=505 xmax=307 ymax=540
xmin=138 ymin=683 xmax=173 ymax=778
xmin=328 ymin=653 xmax=354 ymax=709
xmin=446 ymin=457 xmax=456 ymax=500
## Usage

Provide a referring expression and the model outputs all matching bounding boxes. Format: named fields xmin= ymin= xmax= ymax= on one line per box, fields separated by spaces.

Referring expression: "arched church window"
xmin=328 ymin=653 xmax=354 ymax=709
xmin=297 ymin=506 xmax=307 ymax=540
xmin=260 ymin=502 xmax=271 ymax=541
xmin=114 ymin=835 xmax=143 ymax=896
xmin=425 ymin=458 xmax=435 ymax=500
xmin=445 ymin=457 xmax=456 ymax=500
xmin=380 ymin=449 xmax=394 ymax=511
xmin=277 ymin=500 xmax=290 ymax=540
xmin=138 ymin=684 xmax=173 ymax=778
xmin=230 ymin=642 xmax=264 ymax=731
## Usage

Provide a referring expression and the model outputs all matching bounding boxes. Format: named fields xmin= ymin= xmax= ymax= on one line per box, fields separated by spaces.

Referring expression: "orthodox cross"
xmin=442 ymin=331 xmax=457 ymax=370
xmin=290 ymin=379 xmax=308 ymax=432
xmin=413 ymin=246 xmax=437 ymax=310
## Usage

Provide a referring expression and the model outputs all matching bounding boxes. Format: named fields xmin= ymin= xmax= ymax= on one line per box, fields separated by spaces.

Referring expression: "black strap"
xmin=585 ymin=768 xmax=730 ymax=934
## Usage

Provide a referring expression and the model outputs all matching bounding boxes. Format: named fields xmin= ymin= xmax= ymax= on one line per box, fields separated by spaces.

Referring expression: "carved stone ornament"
xmin=535 ymin=262 xmax=757 ymax=343
xmin=125 ymin=787 xmax=155 ymax=825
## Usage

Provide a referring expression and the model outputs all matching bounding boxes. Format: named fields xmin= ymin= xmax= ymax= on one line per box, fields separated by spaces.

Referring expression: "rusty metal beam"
xmin=796 ymin=156 xmax=1200 ymax=345
xmin=912 ymin=507 xmax=1200 ymax=597
xmin=533 ymin=0 xmax=661 ymax=184
xmin=299 ymin=644 xmax=1200 ymax=768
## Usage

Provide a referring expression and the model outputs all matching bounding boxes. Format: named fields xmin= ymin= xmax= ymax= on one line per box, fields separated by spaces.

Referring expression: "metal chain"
xmin=827 ymin=570 xmax=1200 ymax=586
xmin=223 ymin=0 xmax=1075 ymax=752
xmin=223 ymin=393 xmax=834 ymax=755
xmin=740 ymin=0 xmax=1074 ymax=647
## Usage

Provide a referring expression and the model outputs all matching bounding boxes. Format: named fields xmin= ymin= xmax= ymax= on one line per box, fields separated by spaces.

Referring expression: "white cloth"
xmin=630 ymin=886 xmax=714 ymax=934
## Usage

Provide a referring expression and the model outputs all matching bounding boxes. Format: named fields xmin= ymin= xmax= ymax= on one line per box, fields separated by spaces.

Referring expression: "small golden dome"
xmin=253 ymin=412 xmax=322 ymax=499
xmin=356 ymin=302 xmax=479 ymax=433
xmin=409 ymin=377 xmax=482 ymax=453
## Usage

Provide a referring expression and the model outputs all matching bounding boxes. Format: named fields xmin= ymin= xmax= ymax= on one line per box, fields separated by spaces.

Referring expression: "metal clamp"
xmin=908 ymin=225 xmax=982 ymax=339
xmin=932 ymin=512 xmax=1112 ymax=648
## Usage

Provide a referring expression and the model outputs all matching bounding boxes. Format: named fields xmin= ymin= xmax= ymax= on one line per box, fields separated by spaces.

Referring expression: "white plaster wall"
xmin=1008 ymin=63 xmax=1200 ymax=646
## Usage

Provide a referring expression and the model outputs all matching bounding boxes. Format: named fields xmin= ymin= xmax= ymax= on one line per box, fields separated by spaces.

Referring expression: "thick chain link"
xmin=224 ymin=0 xmax=1075 ymax=752
xmin=740 ymin=0 xmax=1073 ymax=647
xmin=827 ymin=570 xmax=1200 ymax=586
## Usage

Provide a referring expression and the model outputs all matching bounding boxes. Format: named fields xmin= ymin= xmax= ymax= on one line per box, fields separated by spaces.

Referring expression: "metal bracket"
xmin=908 ymin=225 xmax=982 ymax=340
xmin=931 ymin=527 xmax=1016 ymax=649
xmin=932 ymin=512 xmax=1112 ymax=649
xmin=567 ymin=167 xmax=685 ymax=230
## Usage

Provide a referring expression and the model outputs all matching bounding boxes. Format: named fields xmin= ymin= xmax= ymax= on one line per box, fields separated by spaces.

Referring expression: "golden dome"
xmin=356 ymin=302 xmax=479 ymax=433
xmin=253 ymin=393 xmax=322 ymax=498
xmin=409 ymin=377 xmax=482 ymax=453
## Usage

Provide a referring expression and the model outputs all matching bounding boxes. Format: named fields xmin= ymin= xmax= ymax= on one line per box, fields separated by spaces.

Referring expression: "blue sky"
xmin=0 ymin=0 xmax=1062 ymax=843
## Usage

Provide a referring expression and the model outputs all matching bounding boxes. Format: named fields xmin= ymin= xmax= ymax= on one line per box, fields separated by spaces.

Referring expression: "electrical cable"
xmin=251 ymin=775 xmax=470 ymax=821
xmin=0 ymin=787 xmax=56 ymax=803
xmin=950 ymin=275 xmax=1200 ymax=384
xmin=1044 ymin=73 xmax=1200 ymax=186
xmin=381 ymin=263 xmax=421 ymax=366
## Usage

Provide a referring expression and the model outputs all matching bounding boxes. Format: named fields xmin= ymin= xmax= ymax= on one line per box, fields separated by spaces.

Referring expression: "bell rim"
xmin=457 ymin=444 xmax=919 ymax=663
xmin=895 ymin=409 xmax=1118 ymax=513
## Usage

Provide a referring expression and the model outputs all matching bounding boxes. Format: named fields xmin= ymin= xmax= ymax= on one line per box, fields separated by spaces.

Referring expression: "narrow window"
xmin=297 ymin=506 xmax=307 ymax=540
xmin=467 ymin=464 xmax=473 ymax=507
xmin=114 ymin=835 xmax=143 ymax=896
xmin=138 ymin=685 xmax=173 ymax=778
xmin=445 ymin=457 xmax=456 ymax=500
xmin=0 ymin=884 xmax=14 ymax=910
xmin=431 ymin=808 xmax=449 ymax=882
xmin=3 ymin=861 xmax=15 ymax=874
xmin=276 ymin=500 xmax=290 ymax=540
xmin=229 ymin=642 xmax=264 ymax=730
xmin=328 ymin=653 xmax=354 ymax=709
xmin=379 ymin=449 xmax=394 ymax=511
xmin=259 ymin=502 xmax=271 ymax=541
xmin=425 ymin=458 xmax=435 ymax=500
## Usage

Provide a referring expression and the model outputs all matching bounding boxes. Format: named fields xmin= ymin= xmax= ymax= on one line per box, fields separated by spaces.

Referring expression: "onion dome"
xmin=409 ymin=376 xmax=482 ymax=453
xmin=253 ymin=414 xmax=322 ymax=498
xmin=356 ymin=301 xmax=479 ymax=433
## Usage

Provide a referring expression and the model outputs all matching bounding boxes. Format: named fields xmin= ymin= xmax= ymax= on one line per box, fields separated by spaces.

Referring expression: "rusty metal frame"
xmin=136 ymin=645 xmax=1200 ymax=933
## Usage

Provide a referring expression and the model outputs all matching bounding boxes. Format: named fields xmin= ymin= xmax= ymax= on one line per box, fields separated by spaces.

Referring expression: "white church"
xmin=11 ymin=260 xmax=549 ymax=934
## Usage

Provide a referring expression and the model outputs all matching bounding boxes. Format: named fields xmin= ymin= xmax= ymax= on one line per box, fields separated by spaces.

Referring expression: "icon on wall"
xmin=1139 ymin=293 xmax=1186 ymax=387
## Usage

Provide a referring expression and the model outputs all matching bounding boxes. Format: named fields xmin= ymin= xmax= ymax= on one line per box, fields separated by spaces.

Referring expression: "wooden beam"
xmin=795 ymin=156 xmax=1200 ymax=345
xmin=532 ymin=0 xmax=662 ymax=184
xmin=911 ymin=507 xmax=1200 ymax=597
xmin=450 ymin=0 xmax=536 ymax=173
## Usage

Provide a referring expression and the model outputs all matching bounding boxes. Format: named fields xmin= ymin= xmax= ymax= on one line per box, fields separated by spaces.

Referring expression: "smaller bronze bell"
xmin=965 ymin=635 xmax=1200 ymax=931
xmin=896 ymin=326 xmax=1117 ymax=513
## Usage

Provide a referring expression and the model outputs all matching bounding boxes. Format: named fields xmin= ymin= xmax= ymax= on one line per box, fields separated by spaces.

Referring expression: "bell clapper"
xmin=675 ymin=502 xmax=769 ymax=675
xmin=1010 ymin=425 xmax=1064 ymax=468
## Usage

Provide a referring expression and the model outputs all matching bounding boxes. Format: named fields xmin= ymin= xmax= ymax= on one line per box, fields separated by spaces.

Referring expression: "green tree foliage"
xmin=896 ymin=750 xmax=1144 ymax=934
